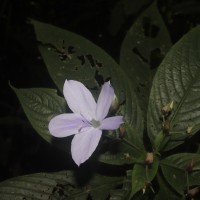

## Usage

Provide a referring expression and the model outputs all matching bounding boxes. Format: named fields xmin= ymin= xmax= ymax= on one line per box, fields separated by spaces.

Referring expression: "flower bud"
xmin=186 ymin=127 xmax=193 ymax=134
xmin=110 ymin=94 xmax=119 ymax=111
xmin=144 ymin=152 xmax=153 ymax=165
xmin=161 ymin=101 xmax=173 ymax=116
xmin=119 ymin=125 xmax=126 ymax=138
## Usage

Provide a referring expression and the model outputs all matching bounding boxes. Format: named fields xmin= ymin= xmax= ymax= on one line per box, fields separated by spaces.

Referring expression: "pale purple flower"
xmin=48 ymin=80 xmax=124 ymax=166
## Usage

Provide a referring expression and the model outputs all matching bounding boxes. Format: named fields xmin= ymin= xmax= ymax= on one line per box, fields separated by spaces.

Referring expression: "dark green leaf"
xmin=147 ymin=26 xmax=200 ymax=151
xmin=82 ymin=174 xmax=123 ymax=200
xmin=161 ymin=153 xmax=200 ymax=195
xmin=130 ymin=155 xmax=159 ymax=198
xmin=31 ymin=20 xmax=145 ymax=163
xmin=0 ymin=171 xmax=77 ymax=200
xmin=109 ymin=171 xmax=131 ymax=200
xmin=0 ymin=171 xmax=123 ymax=200
xmin=99 ymin=124 xmax=146 ymax=165
xmin=197 ymin=144 xmax=200 ymax=154
xmin=120 ymin=1 xmax=172 ymax=116
xmin=11 ymin=85 xmax=66 ymax=143
xmin=108 ymin=0 xmax=151 ymax=36
xmin=98 ymin=146 xmax=136 ymax=166
xmin=155 ymin=173 xmax=182 ymax=200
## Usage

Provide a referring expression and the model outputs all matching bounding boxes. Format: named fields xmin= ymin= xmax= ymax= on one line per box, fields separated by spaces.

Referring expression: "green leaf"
xmin=0 ymin=171 xmax=123 ymax=200
xmin=11 ymin=85 xmax=66 ymax=144
xmin=109 ymin=170 xmax=132 ymax=200
xmin=108 ymin=0 xmax=151 ymax=36
xmin=161 ymin=153 xmax=200 ymax=195
xmin=98 ymin=145 xmax=136 ymax=166
xmin=32 ymin=19 xmax=128 ymax=95
xmin=98 ymin=124 xmax=146 ymax=165
xmin=120 ymin=1 xmax=172 ymax=116
xmin=81 ymin=174 xmax=123 ymax=200
xmin=0 ymin=171 xmax=77 ymax=200
xmin=155 ymin=173 xmax=182 ymax=200
xmin=130 ymin=155 xmax=159 ymax=198
xmin=197 ymin=144 xmax=200 ymax=154
xmin=147 ymin=26 xmax=200 ymax=151
xmin=31 ymin=20 xmax=145 ymax=163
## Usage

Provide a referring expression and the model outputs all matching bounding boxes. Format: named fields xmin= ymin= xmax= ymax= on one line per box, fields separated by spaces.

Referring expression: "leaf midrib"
xmin=160 ymin=162 xmax=185 ymax=172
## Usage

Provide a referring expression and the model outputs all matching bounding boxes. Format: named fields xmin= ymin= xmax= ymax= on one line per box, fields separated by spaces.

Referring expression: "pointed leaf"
xmin=31 ymin=20 xmax=145 ymax=162
xmin=11 ymin=86 xmax=66 ymax=144
xmin=110 ymin=170 xmax=132 ymax=200
xmin=0 ymin=171 xmax=123 ymax=200
xmin=81 ymin=174 xmax=123 ymax=200
xmin=120 ymin=1 xmax=172 ymax=116
xmin=147 ymin=26 xmax=200 ymax=151
xmin=0 ymin=171 xmax=77 ymax=200
xmin=98 ymin=124 xmax=146 ymax=165
xmin=108 ymin=0 xmax=151 ymax=36
xmin=161 ymin=153 xmax=200 ymax=195
xmin=155 ymin=173 xmax=182 ymax=200
xmin=130 ymin=156 xmax=159 ymax=197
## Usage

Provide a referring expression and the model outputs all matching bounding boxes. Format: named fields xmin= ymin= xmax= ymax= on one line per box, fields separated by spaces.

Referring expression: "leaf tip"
xmin=8 ymin=80 xmax=17 ymax=92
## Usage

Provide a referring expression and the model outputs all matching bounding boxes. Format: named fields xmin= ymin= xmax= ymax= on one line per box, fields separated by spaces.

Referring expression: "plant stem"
xmin=186 ymin=171 xmax=189 ymax=193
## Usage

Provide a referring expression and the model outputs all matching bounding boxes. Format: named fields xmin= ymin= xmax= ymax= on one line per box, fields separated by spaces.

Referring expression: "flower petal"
xmin=96 ymin=81 xmax=114 ymax=121
xmin=63 ymin=80 xmax=96 ymax=121
xmin=48 ymin=113 xmax=89 ymax=137
xmin=71 ymin=128 xmax=102 ymax=166
xmin=100 ymin=116 xmax=124 ymax=130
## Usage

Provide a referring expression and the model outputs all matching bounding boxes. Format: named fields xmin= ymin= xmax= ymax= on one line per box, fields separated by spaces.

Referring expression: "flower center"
xmin=90 ymin=119 xmax=100 ymax=128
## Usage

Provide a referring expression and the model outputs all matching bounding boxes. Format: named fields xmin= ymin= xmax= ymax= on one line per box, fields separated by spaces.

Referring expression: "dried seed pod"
xmin=119 ymin=125 xmax=126 ymax=138
xmin=186 ymin=127 xmax=193 ymax=134
xmin=124 ymin=153 xmax=130 ymax=159
xmin=186 ymin=159 xmax=195 ymax=172
xmin=144 ymin=152 xmax=153 ymax=165
xmin=161 ymin=101 xmax=174 ymax=116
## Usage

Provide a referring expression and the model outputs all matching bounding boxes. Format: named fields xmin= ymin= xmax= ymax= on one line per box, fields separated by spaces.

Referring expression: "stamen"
xmin=90 ymin=119 xmax=100 ymax=128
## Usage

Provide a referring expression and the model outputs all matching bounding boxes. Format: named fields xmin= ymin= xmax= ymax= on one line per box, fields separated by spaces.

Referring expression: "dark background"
xmin=0 ymin=0 xmax=200 ymax=182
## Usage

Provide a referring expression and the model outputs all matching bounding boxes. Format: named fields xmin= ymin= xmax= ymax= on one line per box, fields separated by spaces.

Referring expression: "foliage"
xmin=1 ymin=1 xmax=200 ymax=199
xmin=0 ymin=171 xmax=123 ymax=199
